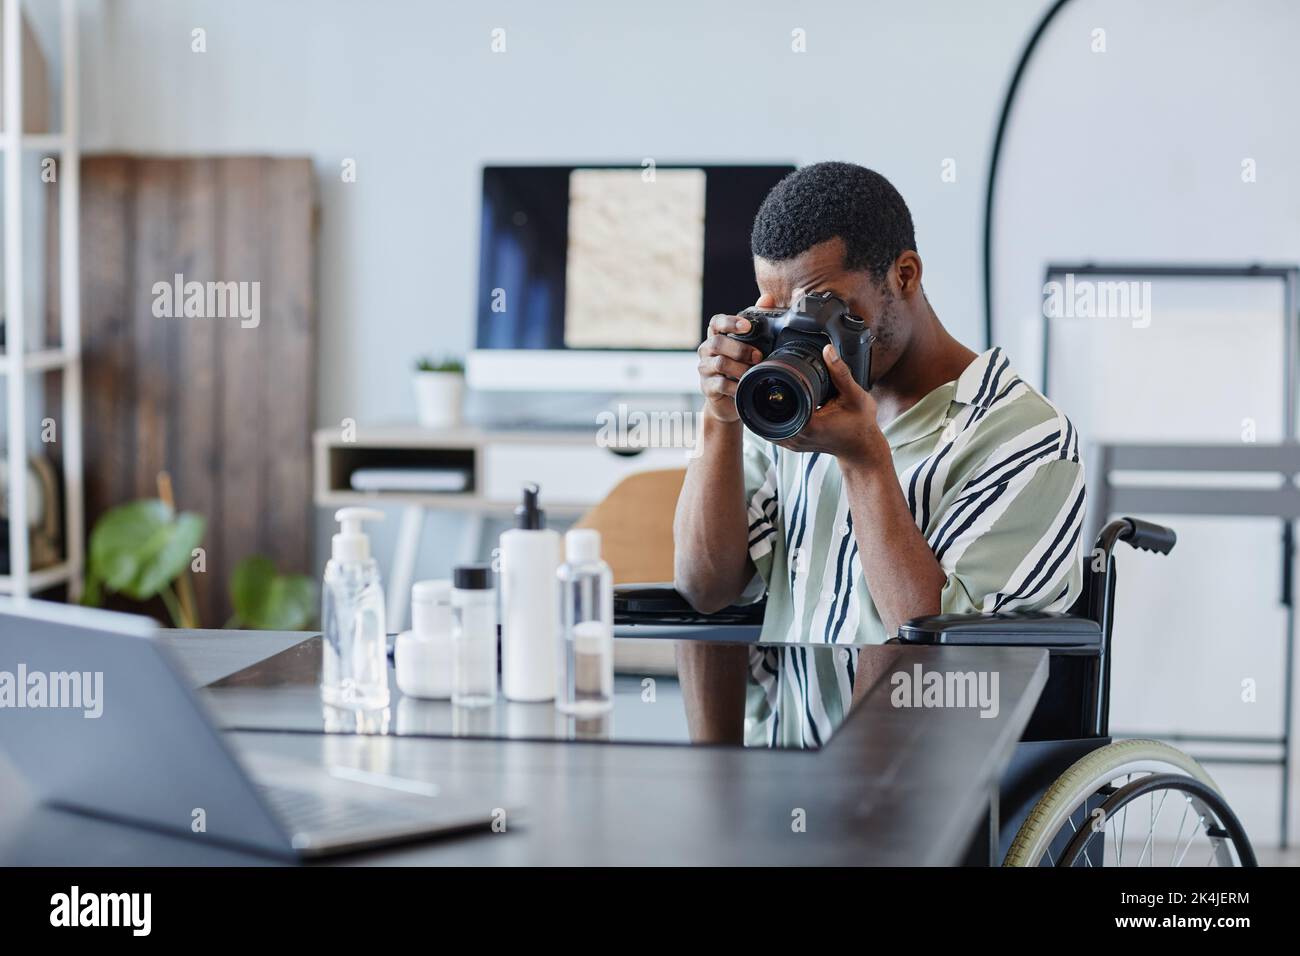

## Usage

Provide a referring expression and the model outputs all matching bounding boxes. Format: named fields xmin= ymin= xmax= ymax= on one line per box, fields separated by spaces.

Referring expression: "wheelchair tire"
xmin=1003 ymin=738 xmax=1227 ymax=867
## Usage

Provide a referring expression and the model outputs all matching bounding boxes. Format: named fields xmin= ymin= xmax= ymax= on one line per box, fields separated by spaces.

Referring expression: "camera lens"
xmin=736 ymin=355 xmax=821 ymax=440
xmin=759 ymin=382 xmax=795 ymax=421
xmin=757 ymin=379 xmax=798 ymax=425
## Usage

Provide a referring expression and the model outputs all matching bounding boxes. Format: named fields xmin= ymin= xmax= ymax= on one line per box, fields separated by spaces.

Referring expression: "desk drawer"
xmin=483 ymin=443 xmax=690 ymax=506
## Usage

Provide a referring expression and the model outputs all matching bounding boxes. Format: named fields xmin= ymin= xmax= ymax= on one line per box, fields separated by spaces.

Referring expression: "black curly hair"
xmin=750 ymin=162 xmax=917 ymax=284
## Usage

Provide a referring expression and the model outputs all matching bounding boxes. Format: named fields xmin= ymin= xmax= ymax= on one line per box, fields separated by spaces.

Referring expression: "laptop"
xmin=0 ymin=598 xmax=501 ymax=860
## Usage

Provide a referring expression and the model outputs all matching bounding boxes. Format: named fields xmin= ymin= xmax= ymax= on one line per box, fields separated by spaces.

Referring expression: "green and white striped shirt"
xmin=742 ymin=347 xmax=1086 ymax=748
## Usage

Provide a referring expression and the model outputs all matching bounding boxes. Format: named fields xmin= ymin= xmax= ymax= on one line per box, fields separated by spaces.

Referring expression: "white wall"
xmin=993 ymin=0 xmax=1300 ymax=364
xmin=75 ymin=0 xmax=1046 ymax=580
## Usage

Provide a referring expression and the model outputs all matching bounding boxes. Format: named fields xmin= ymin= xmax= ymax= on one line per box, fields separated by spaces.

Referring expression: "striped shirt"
xmin=742 ymin=347 xmax=1086 ymax=748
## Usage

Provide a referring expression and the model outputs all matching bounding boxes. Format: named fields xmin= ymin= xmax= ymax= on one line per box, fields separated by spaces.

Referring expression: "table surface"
xmin=203 ymin=635 xmax=695 ymax=745
xmin=0 ymin=629 xmax=1047 ymax=866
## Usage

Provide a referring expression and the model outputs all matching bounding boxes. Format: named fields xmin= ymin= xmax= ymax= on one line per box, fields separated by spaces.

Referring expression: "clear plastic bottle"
xmin=452 ymin=564 xmax=498 ymax=708
xmin=557 ymin=529 xmax=613 ymax=716
xmin=321 ymin=508 xmax=390 ymax=711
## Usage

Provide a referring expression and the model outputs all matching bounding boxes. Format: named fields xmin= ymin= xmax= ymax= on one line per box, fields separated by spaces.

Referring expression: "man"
xmin=673 ymin=162 xmax=1085 ymax=747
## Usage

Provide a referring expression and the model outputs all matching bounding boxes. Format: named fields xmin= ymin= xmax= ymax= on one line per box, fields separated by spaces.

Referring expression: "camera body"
xmin=726 ymin=291 xmax=875 ymax=440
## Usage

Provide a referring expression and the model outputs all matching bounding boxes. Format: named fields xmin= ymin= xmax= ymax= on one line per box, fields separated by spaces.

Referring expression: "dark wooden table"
xmin=0 ymin=630 xmax=1047 ymax=866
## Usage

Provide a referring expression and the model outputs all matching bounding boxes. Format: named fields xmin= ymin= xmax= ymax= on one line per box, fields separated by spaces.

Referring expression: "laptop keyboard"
xmin=258 ymin=783 xmax=431 ymax=837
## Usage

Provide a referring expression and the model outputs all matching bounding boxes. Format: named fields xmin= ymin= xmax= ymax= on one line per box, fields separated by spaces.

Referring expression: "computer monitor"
xmin=467 ymin=163 xmax=795 ymax=393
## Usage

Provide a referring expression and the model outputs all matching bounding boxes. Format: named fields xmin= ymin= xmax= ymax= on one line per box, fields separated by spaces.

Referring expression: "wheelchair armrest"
xmin=894 ymin=611 xmax=1101 ymax=647
xmin=614 ymin=583 xmax=766 ymax=627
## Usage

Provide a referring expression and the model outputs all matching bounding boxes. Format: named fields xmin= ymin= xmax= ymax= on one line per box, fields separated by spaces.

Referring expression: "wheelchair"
xmin=613 ymin=516 xmax=1257 ymax=867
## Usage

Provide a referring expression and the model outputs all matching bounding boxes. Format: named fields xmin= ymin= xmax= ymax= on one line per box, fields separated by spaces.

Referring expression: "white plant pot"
xmin=413 ymin=372 xmax=464 ymax=429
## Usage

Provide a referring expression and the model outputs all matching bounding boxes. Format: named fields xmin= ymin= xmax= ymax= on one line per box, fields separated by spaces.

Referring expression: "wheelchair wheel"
xmin=1055 ymin=773 xmax=1256 ymax=867
xmin=1003 ymin=739 xmax=1256 ymax=867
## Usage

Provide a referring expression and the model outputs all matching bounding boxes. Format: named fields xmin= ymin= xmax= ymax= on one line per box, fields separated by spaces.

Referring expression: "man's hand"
xmin=773 ymin=343 xmax=890 ymax=470
xmin=696 ymin=295 xmax=774 ymax=423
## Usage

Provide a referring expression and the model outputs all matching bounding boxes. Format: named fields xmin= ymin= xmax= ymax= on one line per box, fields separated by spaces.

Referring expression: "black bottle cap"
xmin=453 ymin=564 xmax=493 ymax=590
xmin=514 ymin=482 xmax=546 ymax=530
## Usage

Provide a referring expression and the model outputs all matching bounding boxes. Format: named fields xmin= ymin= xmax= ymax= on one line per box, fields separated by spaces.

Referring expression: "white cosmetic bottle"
xmin=321 ymin=507 xmax=389 ymax=711
xmin=499 ymin=483 xmax=561 ymax=701
xmin=394 ymin=580 xmax=454 ymax=699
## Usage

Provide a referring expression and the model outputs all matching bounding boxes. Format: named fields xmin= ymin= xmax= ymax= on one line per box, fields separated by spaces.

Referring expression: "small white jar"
xmin=394 ymin=579 xmax=454 ymax=699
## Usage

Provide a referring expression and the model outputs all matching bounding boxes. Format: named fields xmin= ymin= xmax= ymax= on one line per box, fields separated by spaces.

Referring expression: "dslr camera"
xmin=727 ymin=291 xmax=875 ymax=440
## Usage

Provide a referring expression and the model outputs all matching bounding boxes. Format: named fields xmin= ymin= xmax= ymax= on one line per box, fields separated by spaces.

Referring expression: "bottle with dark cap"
xmin=451 ymin=563 xmax=496 ymax=707
xmin=499 ymin=482 xmax=561 ymax=701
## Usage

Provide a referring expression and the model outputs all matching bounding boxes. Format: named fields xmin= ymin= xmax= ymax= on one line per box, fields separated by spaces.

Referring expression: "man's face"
xmin=753 ymin=237 xmax=910 ymax=383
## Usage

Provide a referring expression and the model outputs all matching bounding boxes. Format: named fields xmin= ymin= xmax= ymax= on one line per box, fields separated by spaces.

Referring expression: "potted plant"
xmin=83 ymin=472 xmax=316 ymax=630
xmin=413 ymin=355 xmax=465 ymax=429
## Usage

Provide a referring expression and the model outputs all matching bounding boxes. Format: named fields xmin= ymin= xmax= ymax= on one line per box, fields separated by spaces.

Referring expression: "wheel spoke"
xmin=1081 ymin=802 xmax=1096 ymax=868
xmin=1064 ymin=803 xmax=1098 ymax=868
xmin=1172 ymin=807 xmax=1206 ymax=867
xmin=1169 ymin=798 xmax=1192 ymax=866
xmin=1112 ymin=770 xmax=1133 ymax=868
xmin=1137 ymin=789 xmax=1170 ymax=867
xmin=1116 ymin=773 xmax=1132 ymax=866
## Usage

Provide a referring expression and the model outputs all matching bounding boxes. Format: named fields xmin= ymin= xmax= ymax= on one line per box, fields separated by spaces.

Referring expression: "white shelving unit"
xmin=1 ymin=0 xmax=81 ymax=598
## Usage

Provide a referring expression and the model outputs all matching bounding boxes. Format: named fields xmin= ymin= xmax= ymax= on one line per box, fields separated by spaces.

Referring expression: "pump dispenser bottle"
xmin=499 ymin=483 xmax=561 ymax=701
xmin=321 ymin=507 xmax=390 ymax=711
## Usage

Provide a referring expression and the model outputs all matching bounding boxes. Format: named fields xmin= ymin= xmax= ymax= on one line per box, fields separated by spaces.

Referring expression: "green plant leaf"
xmin=414 ymin=355 xmax=464 ymax=373
xmin=81 ymin=565 xmax=103 ymax=607
xmin=264 ymin=574 xmax=316 ymax=630
xmin=230 ymin=555 xmax=275 ymax=618
xmin=133 ymin=512 xmax=205 ymax=599
xmin=230 ymin=556 xmax=316 ymax=630
xmin=87 ymin=500 xmax=206 ymax=603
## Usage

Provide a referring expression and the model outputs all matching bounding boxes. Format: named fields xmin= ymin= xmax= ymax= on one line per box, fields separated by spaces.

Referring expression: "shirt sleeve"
xmin=742 ymin=431 xmax=780 ymax=586
xmin=930 ymin=456 xmax=1087 ymax=615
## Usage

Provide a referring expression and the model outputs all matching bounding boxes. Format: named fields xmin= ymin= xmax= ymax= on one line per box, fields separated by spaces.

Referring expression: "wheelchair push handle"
xmin=1107 ymin=516 xmax=1177 ymax=556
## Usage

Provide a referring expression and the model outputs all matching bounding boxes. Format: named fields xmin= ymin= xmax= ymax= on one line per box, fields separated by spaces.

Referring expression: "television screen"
xmin=475 ymin=164 xmax=795 ymax=352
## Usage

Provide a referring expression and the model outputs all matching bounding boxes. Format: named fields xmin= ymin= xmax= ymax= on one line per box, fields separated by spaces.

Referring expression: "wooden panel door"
xmin=47 ymin=155 xmax=318 ymax=627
